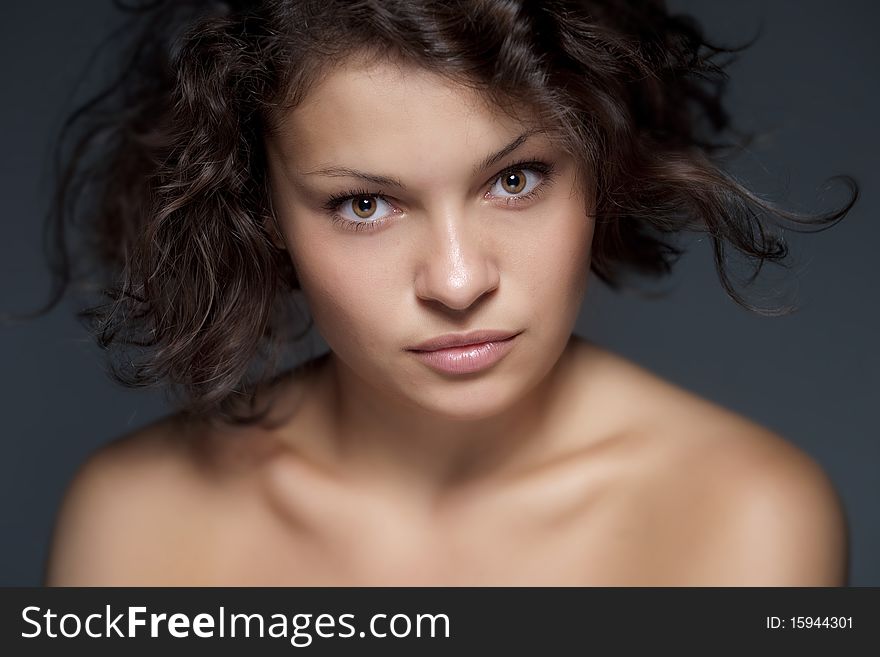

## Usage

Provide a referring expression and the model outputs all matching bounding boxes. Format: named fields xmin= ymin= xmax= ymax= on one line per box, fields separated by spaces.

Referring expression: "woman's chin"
xmin=402 ymin=381 xmax=526 ymax=423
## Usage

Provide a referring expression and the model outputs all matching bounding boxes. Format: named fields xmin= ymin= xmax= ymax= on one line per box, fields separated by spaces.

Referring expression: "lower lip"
xmin=408 ymin=334 xmax=520 ymax=375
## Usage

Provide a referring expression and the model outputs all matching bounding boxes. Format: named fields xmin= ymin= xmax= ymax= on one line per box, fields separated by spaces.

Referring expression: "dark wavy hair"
xmin=21 ymin=0 xmax=859 ymax=421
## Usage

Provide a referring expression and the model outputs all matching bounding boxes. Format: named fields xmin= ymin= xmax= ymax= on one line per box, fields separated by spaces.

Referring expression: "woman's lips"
xmin=407 ymin=334 xmax=519 ymax=375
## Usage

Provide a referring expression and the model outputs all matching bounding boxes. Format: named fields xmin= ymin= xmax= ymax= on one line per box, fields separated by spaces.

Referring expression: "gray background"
xmin=2 ymin=1 xmax=877 ymax=585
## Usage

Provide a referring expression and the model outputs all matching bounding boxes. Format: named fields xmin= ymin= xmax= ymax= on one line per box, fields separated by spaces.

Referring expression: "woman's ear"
xmin=262 ymin=178 xmax=289 ymax=251
xmin=263 ymin=210 xmax=301 ymax=289
xmin=264 ymin=213 xmax=288 ymax=251
xmin=263 ymin=189 xmax=289 ymax=251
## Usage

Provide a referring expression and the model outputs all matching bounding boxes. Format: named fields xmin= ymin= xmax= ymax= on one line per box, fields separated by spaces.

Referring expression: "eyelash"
xmin=320 ymin=158 xmax=558 ymax=232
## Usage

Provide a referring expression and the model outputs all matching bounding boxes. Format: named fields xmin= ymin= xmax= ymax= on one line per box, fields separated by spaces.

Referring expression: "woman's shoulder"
xmin=44 ymin=413 xmax=242 ymax=585
xmin=573 ymin=339 xmax=849 ymax=584
xmin=43 ymin=359 xmax=335 ymax=585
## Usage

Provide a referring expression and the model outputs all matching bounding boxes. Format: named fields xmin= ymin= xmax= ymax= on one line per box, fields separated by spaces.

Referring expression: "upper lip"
xmin=408 ymin=329 xmax=521 ymax=352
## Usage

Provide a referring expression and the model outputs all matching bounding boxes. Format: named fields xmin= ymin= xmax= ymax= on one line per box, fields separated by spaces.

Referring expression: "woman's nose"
xmin=413 ymin=216 xmax=500 ymax=312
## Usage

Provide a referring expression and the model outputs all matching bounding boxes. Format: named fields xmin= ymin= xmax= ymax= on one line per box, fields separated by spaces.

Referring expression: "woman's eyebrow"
xmin=301 ymin=128 xmax=545 ymax=191
xmin=474 ymin=128 xmax=545 ymax=175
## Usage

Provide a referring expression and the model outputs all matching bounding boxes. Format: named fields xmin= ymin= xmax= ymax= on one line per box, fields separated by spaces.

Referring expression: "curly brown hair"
xmin=24 ymin=0 xmax=858 ymax=422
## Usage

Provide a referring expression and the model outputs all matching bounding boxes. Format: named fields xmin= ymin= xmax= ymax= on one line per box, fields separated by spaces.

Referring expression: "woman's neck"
xmin=299 ymin=341 xmax=581 ymax=502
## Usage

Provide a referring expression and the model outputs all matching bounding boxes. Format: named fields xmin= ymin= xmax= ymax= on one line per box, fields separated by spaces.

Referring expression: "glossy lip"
xmin=407 ymin=329 xmax=521 ymax=352
xmin=406 ymin=331 xmax=522 ymax=375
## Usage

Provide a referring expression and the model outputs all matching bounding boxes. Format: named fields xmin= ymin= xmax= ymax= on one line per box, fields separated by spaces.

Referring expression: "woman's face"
xmin=265 ymin=57 xmax=595 ymax=421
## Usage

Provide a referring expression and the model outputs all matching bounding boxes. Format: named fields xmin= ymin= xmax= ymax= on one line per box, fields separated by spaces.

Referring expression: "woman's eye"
xmin=337 ymin=195 xmax=395 ymax=224
xmin=489 ymin=168 xmax=542 ymax=200
xmin=326 ymin=162 xmax=553 ymax=231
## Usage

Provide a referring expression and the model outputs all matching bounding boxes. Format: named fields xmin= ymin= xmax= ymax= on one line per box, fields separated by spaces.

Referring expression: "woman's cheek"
xmin=522 ymin=210 xmax=592 ymax=306
xmin=294 ymin=248 xmax=392 ymax=350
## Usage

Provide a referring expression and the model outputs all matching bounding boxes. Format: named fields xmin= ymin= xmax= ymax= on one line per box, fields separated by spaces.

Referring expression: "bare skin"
xmin=44 ymin=336 xmax=848 ymax=586
xmin=45 ymin=56 xmax=848 ymax=586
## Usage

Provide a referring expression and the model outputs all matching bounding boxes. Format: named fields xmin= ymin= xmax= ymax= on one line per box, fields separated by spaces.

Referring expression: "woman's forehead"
xmin=272 ymin=57 xmax=564 ymax=188
xmin=270 ymin=58 xmax=550 ymax=173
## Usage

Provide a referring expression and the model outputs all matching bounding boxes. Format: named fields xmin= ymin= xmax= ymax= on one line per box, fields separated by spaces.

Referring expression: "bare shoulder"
xmin=44 ymin=413 xmax=227 ymax=585
xmin=574 ymin=339 xmax=849 ymax=585
xmin=678 ymin=423 xmax=850 ymax=586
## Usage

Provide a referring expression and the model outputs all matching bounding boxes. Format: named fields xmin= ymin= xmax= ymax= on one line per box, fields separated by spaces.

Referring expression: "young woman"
xmin=41 ymin=0 xmax=856 ymax=585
